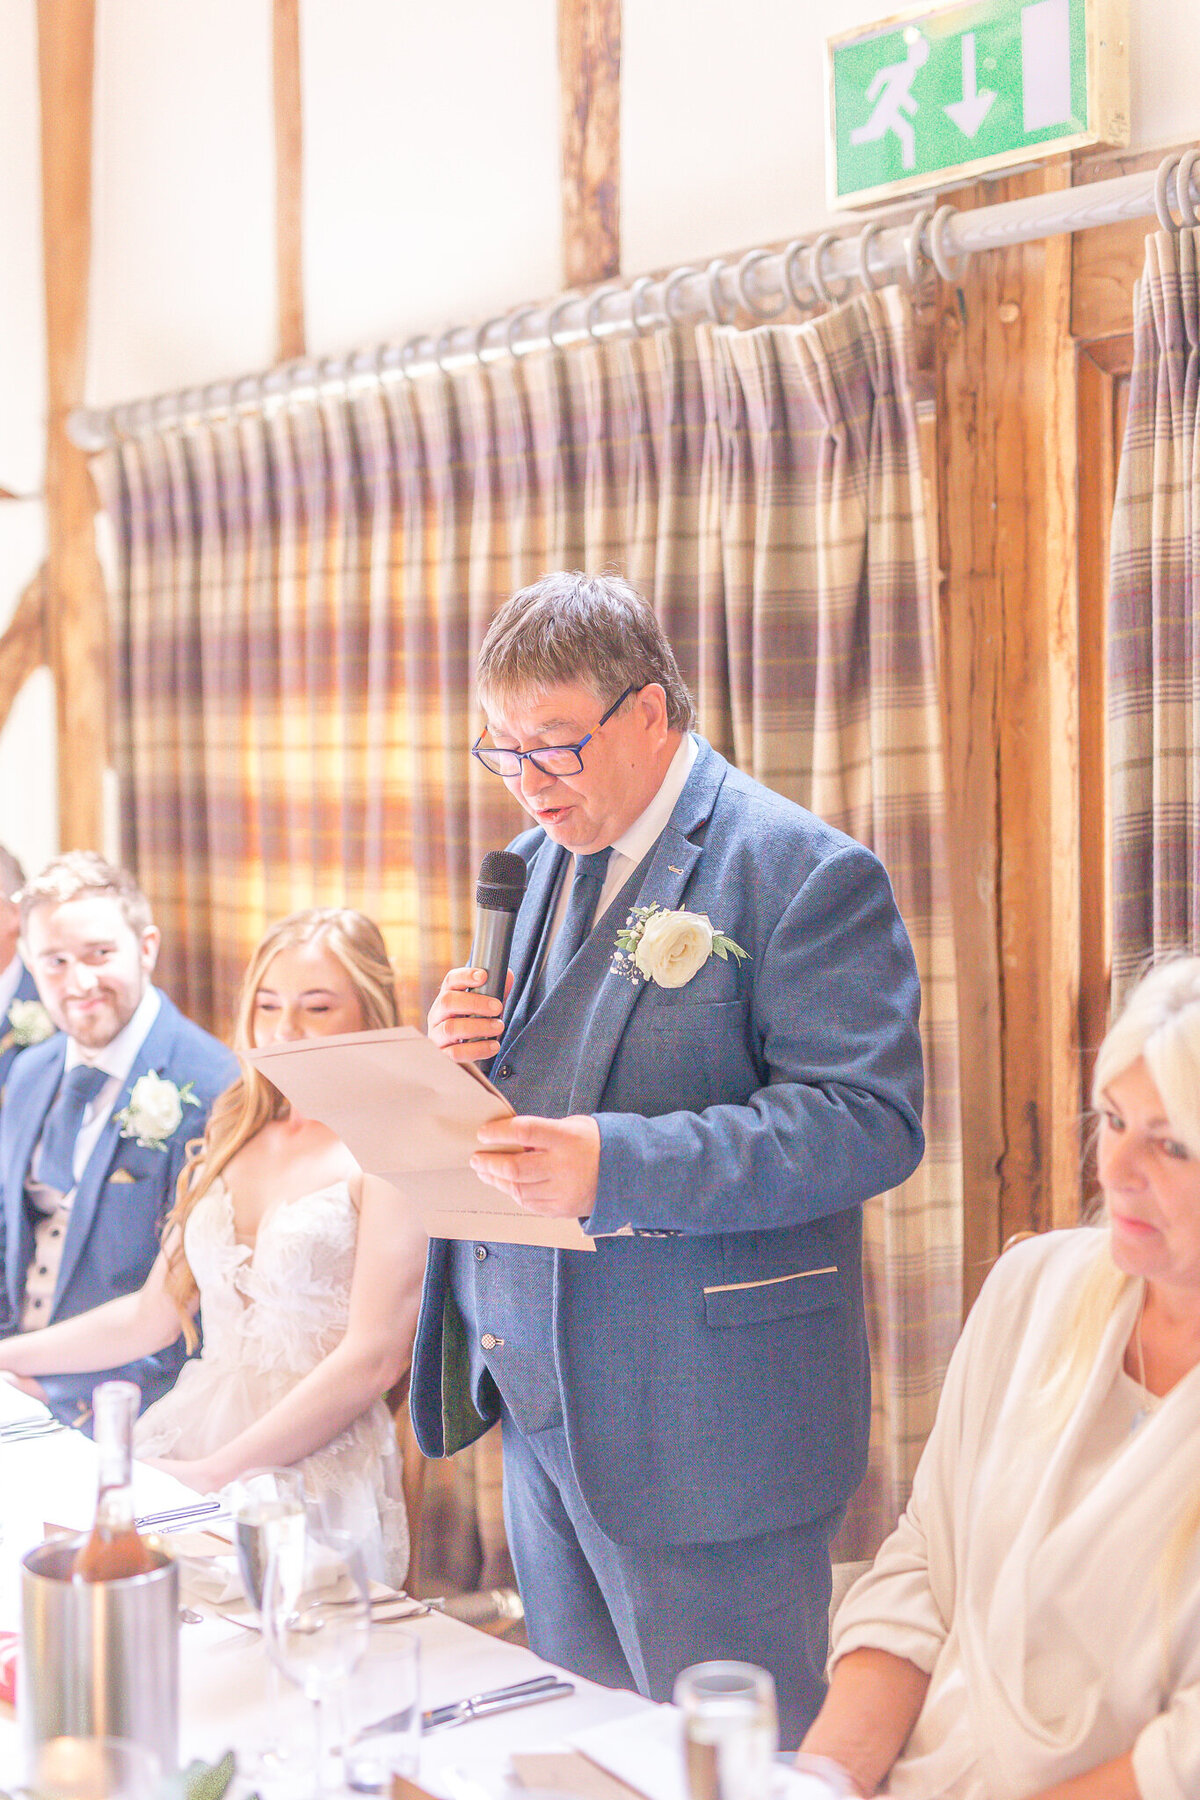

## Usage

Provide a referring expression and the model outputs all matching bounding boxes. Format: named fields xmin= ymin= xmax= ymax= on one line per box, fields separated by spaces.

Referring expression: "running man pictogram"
xmin=849 ymin=33 xmax=931 ymax=170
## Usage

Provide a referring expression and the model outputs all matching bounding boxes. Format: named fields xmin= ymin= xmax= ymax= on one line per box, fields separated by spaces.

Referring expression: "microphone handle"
xmin=470 ymin=908 xmax=518 ymax=1002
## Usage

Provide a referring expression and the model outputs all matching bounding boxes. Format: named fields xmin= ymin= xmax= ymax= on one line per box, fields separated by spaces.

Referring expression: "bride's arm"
xmin=153 ymin=1175 xmax=426 ymax=1493
xmin=0 ymin=1246 xmax=187 ymax=1379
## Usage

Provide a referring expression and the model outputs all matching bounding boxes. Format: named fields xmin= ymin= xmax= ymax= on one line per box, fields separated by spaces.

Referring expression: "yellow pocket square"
xmin=107 ymin=1168 xmax=137 ymax=1184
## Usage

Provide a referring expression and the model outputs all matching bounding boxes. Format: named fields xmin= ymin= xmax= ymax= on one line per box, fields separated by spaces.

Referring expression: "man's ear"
xmin=140 ymin=924 xmax=162 ymax=975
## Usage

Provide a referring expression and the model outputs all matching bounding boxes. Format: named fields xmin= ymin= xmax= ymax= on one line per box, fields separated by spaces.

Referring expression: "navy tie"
xmin=538 ymin=848 xmax=613 ymax=997
xmin=36 ymin=1064 xmax=109 ymax=1196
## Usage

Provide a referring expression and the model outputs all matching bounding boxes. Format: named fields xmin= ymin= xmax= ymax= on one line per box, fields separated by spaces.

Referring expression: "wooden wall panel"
xmin=936 ymin=160 xmax=1082 ymax=1303
xmin=273 ymin=0 xmax=306 ymax=361
xmin=558 ymin=0 xmax=621 ymax=287
xmin=38 ymin=0 xmax=107 ymax=853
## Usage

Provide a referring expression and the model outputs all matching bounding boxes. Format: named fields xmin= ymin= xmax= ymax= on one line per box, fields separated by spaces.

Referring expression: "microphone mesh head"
xmin=476 ymin=850 xmax=527 ymax=913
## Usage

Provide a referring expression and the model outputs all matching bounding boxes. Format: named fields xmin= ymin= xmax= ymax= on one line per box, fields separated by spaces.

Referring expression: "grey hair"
xmin=0 ymin=845 xmax=25 ymax=903
xmin=477 ymin=571 xmax=696 ymax=731
xmin=18 ymin=851 xmax=154 ymax=937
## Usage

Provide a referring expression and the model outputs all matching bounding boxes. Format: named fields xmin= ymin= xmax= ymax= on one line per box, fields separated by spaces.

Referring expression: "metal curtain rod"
xmin=69 ymin=147 xmax=1200 ymax=452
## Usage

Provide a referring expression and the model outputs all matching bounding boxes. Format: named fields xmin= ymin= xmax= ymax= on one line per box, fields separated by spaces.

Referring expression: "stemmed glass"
xmin=261 ymin=1523 xmax=371 ymax=1800
xmin=229 ymin=1466 xmax=308 ymax=1777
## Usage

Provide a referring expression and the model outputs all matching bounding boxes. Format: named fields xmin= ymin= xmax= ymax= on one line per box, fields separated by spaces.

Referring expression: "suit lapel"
xmin=53 ymin=993 xmax=180 ymax=1311
xmin=5 ymin=1041 xmax=65 ymax=1317
xmin=501 ymin=840 xmax=569 ymax=1047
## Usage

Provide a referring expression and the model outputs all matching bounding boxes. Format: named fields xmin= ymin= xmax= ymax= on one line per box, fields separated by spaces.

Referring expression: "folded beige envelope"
xmin=248 ymin=1027 xmax=595 ymax=1251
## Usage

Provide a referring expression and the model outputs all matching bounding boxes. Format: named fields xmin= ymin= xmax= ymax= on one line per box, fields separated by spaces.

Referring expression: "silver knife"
xmin=420 ymin=1675 xmax=574 ymax=1733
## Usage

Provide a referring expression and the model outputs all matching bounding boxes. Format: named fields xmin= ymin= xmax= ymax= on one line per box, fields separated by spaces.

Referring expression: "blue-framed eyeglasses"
xmin=472 ymin=685 xmax=640 ymax=778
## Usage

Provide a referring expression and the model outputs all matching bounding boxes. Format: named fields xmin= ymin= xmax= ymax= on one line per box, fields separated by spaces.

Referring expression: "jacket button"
xmin=496 ymin=1063 xmax=512 ymax=1079
xmin=480 ymin=1332 xmax=498 ymax=1350
xmin=474 ymin=1244 xmax=488 ymax=1262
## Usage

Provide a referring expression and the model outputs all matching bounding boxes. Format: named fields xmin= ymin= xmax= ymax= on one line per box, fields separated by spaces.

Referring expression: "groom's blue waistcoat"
xmin=410 ymin=740 xmax=925 ymax=1547
xmin=0 ymin=989 xmax=237 ymax=1423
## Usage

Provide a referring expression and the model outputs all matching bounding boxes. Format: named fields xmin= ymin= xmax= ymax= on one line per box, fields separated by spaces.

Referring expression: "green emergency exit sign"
xmin=827 ymin=0 xmax=1128 ymax=208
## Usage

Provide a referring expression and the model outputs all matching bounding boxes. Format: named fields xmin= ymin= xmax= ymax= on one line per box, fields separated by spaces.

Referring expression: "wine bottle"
xmin=72 ymin=1380 xmax=158 ymax=1582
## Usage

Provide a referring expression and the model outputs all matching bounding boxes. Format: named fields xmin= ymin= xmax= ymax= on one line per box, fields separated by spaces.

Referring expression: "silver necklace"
xmin=1130 ymin=1287 xmax=1159 ymax=1433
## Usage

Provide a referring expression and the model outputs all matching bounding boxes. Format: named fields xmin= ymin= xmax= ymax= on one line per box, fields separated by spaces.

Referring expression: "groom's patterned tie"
xmin=537 ymin=848 xmax=613 ymax=998
xmin=35 ymin=1064 xmax=109 ymax=1196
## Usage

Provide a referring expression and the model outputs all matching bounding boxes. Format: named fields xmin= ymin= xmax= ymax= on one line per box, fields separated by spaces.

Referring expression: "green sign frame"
xmin=826 ymin=0 xmax=1128 ymax=209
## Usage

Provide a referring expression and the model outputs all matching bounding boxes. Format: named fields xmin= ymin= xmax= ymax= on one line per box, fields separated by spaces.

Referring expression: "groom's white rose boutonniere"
xmin=1 ymin=999 xmax=55 ymax=1050
xmin=613 ymin=903 xmax=749 ymax=989
xmin=115 ymin=1071 xmax=200 ymax=1151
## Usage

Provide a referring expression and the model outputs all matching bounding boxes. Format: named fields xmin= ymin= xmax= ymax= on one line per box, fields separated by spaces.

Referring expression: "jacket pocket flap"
xmin=703 ymin=1265 xmax=839 ymax=1328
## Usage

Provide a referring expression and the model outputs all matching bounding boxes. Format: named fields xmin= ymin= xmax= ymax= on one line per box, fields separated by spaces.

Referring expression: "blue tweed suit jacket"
xmin=410 ymin=740 xmax=925 ymax=1546
xmin=0 ymin=989 xmax=237 ymax=1423
xmin=0 ymin=962 xmax=41 ymax=1101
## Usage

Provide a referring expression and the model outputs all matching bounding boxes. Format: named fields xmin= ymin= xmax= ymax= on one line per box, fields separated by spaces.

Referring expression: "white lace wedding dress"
xmin=134 ymin=1178 xmax=409 ymax=1586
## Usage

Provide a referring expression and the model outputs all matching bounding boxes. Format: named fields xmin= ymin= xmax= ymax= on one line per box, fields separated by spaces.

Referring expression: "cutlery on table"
xmin=420 ymin=1674 xmax=576 ymax=1733
xmin=215 ymin=1595 xmax=435 ymax=1634
xmin=0 ymin=1419 xmax=66 ymax=1443
xmin=134 ymin=1499 xmax=226 ymax=1529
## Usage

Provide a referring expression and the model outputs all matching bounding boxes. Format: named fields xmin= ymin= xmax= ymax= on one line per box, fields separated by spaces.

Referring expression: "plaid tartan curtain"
xmin=1110 ymin=228 xmax=1200 ymax=990
xmin=93 ymin=286 xmax=960 ymax=1560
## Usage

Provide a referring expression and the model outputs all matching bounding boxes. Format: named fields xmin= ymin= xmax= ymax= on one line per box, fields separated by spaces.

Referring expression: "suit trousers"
xmin=499 ymin=1406 xmax=842 ymax=1749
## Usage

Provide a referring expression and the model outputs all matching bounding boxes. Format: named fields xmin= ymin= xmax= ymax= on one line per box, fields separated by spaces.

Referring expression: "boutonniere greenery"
xmin=0 ymin=998 xmax=55 ymax=1053
xmin=612 ymin=903 xmax=749 ymax=989
xmin=115 ymin=1071 xmax=200 ymax=1151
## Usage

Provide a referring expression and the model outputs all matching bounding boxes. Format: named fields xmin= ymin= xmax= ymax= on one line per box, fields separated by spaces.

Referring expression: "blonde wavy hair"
xmin=1038 ymin=956 xmax=1200 ymax=1612
xmin=164 ymin=909 xmax=398 ymax=1347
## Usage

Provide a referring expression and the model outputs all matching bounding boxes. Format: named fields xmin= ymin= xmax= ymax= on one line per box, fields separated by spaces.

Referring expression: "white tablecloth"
xmin=0 ymin=1382 xmax=654 ymax=1797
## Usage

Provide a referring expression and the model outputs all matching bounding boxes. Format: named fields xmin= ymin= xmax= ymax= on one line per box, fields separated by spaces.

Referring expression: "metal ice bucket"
xmin=19 ymin=1536 xmax=179 ymax=1774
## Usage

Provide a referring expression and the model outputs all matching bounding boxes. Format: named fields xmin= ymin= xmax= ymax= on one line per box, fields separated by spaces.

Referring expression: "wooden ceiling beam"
xmin=273 ymin=0 xmax=306 ymax=362
xmin=558 ymin=0 xmax=621 ymax=288
xmin=38 ymin=0 xmax=107 ymax=854
xmin=0 ymin=566 xmax=48 ymax=733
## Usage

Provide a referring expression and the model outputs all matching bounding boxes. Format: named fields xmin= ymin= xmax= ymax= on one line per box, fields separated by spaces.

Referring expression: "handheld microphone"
xmin=470 ymin=850 xmax=528 ymax=1002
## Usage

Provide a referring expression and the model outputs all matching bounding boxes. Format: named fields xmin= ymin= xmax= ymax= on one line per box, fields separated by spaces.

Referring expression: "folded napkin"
xmin=0 ymin=1630 xmax=16 ymax=1706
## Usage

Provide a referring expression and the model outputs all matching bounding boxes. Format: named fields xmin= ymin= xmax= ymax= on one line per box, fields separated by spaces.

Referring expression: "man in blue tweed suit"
xmin=411 ymin=572 xmax=924 ymax=1743
xmin=0 ymin=853 xmax=236 ymax=1426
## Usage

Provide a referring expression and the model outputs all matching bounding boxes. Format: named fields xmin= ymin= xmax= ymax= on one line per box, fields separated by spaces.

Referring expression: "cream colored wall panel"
xmin=0 ymin=501 xmax=54 ymax=872
xmin=0 ymin=0 xmax=45 ymax=496
xmin=301 ymin=0 xmax=560 ymax=353
xmin=88 ymin=0 xmax=276 ymax=407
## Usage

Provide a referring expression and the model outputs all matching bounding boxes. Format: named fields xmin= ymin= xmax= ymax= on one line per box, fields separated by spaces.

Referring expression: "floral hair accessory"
xmin=115 ymin=1071 xmax=200 ymax=1151
xmin=612 ymin=903 xmax=749 ymax=989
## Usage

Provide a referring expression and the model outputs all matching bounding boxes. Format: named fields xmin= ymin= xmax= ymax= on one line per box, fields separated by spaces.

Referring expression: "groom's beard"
xmin=54 ymin=980 xmax=145 ymax=1051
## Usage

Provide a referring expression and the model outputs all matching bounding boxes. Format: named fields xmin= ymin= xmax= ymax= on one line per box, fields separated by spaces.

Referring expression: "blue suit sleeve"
xmin=589 ymin=843 xmax=925 ymax=1236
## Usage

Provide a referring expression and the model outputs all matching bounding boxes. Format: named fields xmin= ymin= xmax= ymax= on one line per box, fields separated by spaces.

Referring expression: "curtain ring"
xmin=905 ymin=206 xmax=935 ymax=288
xmin=585 ymin=284 xmax=624 ymax=340
xmin=628 ymin=275 xmax=658 ymax=336
xmin=781 ymin=239 xmax=813 ymax=312
xmin=808 ymin=232 xmax=850 ymax=306
xmin=400 ymin=335 xmax=426 ymax=377
xmin=434 ymin=328 xmax=465 ymax=373
xmin=1175 ymin=149 xmax=1200 ymax=228
xmin=928 ymin=206 xmax=969 ymax=282
xmin=735 ymin=248 xmax=788 ymax=319
xmin=706 ymin=258 xmax=734 ymax=323
xmin=505 ymin=304 xmax=539 ymax=358
xmin=546 ymin=292 xmax=581 ymax=350
xmin=1154 ymin=155 xmax=1181 ymax=230
xmin=856 ymin=220 xmax=887 ymax=292
xmin=662 ymin=266 xmax=700 ymax=324
xmin=470 ymin=317 xmax=505 ymax=365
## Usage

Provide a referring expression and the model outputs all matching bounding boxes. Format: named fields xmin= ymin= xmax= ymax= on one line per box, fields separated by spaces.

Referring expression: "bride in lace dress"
xmin=0 ymin=910 xmax=426 ymax=1586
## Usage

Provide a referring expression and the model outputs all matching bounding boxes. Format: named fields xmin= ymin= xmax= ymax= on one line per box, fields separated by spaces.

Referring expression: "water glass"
xmin=262 ymin=1527 xmax=371 ymax=1800
xmin=675 ymin=1661 xmax=778 ymax=1800
xmin=230 ymin=1466 xmax=307 ymax=1611
xmin=340 ymin=1633 xmax=421 ymax=1793
xmin=22 ymin=1737 xmax=161 ymax=1800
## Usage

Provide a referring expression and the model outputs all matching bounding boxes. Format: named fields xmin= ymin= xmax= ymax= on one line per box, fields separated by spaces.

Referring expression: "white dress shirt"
xmin=541 ymin=731 xmax=699 ymax=963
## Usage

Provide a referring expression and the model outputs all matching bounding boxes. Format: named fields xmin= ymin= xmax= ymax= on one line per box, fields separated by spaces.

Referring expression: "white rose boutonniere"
xmin=1 ymin=999 xmax=56 ymax=1051
xmin=115 ymin=1072 xmax=200 ymax=1151
xmin=613 ymin=903 xmax=750 ymax=989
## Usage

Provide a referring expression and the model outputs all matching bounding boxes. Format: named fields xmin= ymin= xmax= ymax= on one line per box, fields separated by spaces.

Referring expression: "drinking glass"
xmin=340 ymin=1632 xmax=421 ymax=1793
xmin=262 ymin=1526 xmax=371 ymax=1800
xmin=229 ymin=1465 xmax=308 ymax=1778
xmin=675 ymin=1661 xmax=778 ymax=1800
xmin=22 ymin=1737 xmax=161 ymax=1800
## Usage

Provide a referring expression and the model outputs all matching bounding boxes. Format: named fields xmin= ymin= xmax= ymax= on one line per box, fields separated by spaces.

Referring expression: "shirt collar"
xmin=609 ymin=732 xmax=699 ymax=866
xmin=64 ymin=985 xmax=162 ymax=1083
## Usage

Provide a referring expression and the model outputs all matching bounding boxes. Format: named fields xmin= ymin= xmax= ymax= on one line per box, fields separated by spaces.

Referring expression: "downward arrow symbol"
xmin=944 ymin=33 xmax=997 ymax=138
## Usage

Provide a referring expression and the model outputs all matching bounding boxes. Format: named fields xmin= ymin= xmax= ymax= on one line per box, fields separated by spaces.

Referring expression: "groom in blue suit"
xmin=0 ymin=853 xmax=236 ymax=1426
xmin=412 ymin=573 xmax=925 ymax=1743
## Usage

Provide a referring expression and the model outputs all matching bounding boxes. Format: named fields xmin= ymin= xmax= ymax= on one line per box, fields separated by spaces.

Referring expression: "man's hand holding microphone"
xmin=427 ymin=852 xmax=601 ymax=1220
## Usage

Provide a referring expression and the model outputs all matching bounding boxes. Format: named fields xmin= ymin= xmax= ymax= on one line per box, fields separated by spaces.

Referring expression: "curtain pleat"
xmin=96 ymin=284 xmax=960 ymax=1567
xmin=1110 ymin=227 xmax=1200 ymax=987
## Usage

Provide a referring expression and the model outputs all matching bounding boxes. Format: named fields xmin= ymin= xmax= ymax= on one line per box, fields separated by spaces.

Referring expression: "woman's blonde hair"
xmin=163 ymin=909 xmax=398 ymax=1346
